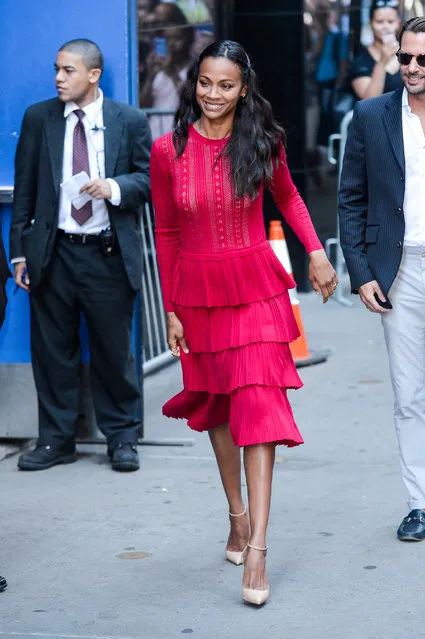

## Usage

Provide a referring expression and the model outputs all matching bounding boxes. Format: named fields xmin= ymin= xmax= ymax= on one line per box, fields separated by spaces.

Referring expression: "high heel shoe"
xmin=225 ymin=506 xmax=248 ymax=566
xmin=242 ymin=543 xmax=270 ymax=606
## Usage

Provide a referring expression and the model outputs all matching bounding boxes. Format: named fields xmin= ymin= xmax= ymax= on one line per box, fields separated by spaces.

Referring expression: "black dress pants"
xmin=30 ymin=235 xmax=141 ymax=448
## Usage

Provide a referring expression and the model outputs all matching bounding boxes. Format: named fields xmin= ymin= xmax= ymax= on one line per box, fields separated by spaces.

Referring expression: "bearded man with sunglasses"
xmin=339 ymin=17 xmax=425 ymax=542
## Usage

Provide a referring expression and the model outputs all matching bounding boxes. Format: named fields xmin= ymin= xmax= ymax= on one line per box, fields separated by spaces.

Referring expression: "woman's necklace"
xmin=194 ymin=120 xmax=232 ymax=140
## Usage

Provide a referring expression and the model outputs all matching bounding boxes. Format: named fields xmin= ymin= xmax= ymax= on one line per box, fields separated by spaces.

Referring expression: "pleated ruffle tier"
xmin=171 ymin=241 xmax=296 ymax=307
xmin=173 ymin=292 xmax=299 ymax=353
xmin=163 ymin=387 xmax=304 ymax=448
xmin=163 ymin=241 xmax=305 ymax=448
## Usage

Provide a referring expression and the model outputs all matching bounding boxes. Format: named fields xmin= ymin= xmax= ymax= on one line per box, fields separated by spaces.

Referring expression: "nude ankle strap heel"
xmin=242 ymin=543 xmax=270 ymax=606
xmin=225 ymin=507 xmax=248 ymax=566
xmin=229 ymin=507 xmax=247 ymax=518
xmin=247 ymin=543 xmax=267 ymax=553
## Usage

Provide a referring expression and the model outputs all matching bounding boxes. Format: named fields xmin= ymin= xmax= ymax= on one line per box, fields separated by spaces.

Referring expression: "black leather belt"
xmin=57 ymin=229 xmax=101 ymax=245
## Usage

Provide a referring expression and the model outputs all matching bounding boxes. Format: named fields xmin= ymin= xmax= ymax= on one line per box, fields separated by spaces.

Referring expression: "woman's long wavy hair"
xmin=173 ymin=40 xmax=286 ymax=200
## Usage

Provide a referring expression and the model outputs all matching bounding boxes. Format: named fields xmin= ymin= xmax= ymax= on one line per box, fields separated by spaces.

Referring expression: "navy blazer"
xmin=338 ymin=88 xmax=406 ymax=299
xmin=10 ymin=97 xmax=152 ymax=291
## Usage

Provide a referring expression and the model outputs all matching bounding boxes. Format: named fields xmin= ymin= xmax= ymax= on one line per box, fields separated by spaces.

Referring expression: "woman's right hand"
xmin=145 ymin=50 xmax=165 ymax=80
xmin=380 ymin=35 xmax=399 ymax=64
xmin=166 ymin=312 xmax=189 ymax=357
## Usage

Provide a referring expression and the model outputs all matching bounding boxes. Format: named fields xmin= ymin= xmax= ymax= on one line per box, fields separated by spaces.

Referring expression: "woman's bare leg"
xmin=209 ymin=424 xmax=249 ymax=552
xmin=243 ymin=443 xmax=275 ymax=590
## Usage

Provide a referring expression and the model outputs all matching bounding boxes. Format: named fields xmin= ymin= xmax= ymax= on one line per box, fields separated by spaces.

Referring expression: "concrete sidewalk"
xmin=0 ymin=290 xmax=423 ymax=639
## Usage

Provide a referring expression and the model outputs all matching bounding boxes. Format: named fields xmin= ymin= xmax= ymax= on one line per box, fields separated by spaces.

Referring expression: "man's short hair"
xmin=399 ymin=17 xmax=425 ymax=45
xmin=59 ymin=39 xmax=104 ymax=72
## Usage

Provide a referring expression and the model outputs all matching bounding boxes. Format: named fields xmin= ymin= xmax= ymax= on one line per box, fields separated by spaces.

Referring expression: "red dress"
xmin=150 ymin=125 xmax=323 ymax=447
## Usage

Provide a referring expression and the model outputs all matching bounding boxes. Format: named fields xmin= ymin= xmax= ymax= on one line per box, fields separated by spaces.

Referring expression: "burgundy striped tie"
xmin=71 ymin=109 xmax=93 ymax=226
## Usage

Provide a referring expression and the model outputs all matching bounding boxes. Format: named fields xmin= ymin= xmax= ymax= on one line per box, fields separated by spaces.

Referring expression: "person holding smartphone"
xmin=340 ymin=17 xmax=425 ymax=542
xmin=349 ymin=0 xmax=402 ymax=100
xmin=140 ymin=3 xmax=195 ymax=140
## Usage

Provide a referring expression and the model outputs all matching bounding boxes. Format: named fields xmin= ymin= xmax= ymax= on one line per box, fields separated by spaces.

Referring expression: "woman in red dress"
xmin=151 ymin=40 xmax=337 ymax=605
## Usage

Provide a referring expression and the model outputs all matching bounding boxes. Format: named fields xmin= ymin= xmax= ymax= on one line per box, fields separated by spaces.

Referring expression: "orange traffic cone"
xmin=268 ymin=220 xmax=328 ymax=367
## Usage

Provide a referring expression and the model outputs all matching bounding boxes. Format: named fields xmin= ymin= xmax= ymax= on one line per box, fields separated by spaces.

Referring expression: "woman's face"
xmin=371 ymin=8 xmax=400 ymax=43
xmin=164 ymin=27 xmax=191 ymax=59
xmin=196 ymin=56 xmax=247 ymax=123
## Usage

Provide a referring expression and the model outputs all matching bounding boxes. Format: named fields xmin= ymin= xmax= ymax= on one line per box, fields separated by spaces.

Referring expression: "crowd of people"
xmin=305 ymin=0 xmax=404 ymax=190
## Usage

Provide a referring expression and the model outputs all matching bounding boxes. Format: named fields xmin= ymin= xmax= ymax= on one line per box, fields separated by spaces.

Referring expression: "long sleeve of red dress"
xmin=150 ymin=139 xmax=181 ymax=312
xmin=269 ymin=146 xmax=323 ymax=254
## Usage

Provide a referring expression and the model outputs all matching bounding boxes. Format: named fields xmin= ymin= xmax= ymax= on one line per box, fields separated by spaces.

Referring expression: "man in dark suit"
xmin=339 ymin=17 xmax=425 ymax=541
xmin=11 ymin=39 xmax=152 ymax=472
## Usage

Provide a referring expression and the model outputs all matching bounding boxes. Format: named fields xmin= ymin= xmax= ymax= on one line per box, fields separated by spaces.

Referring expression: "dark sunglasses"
xmin=397 ymin=50 xmax=425 ymax=67
xmin=373 ymin=0 xmax=399 ymax=7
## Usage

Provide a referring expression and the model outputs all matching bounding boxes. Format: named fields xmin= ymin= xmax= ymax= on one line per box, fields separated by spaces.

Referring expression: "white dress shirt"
xmin=402 ymin=88 xmax=425 ymax=246
xmin=58 ymin=88 xmax=120 ymax=234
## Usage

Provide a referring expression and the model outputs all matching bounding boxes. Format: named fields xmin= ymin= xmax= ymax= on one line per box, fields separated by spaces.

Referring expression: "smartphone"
xmin=382 ymin=31 xmax=397 ymax=46
xmin=154 ymin=37 xmax=168 ymax=57
xmin=374 ymin=292 xmax=393 ymax=309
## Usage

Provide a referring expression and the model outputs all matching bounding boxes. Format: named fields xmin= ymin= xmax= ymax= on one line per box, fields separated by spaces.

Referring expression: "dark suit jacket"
xmin=338 ymin=88 xmax=406 ymax=299
xmin=10 ymin=97 xmax=152 ymax=291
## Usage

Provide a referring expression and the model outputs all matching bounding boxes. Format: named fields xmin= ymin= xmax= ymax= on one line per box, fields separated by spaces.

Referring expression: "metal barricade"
xmin=140 ymin=202 xmax=173 ymax=375
xmin=325 ymin=110 xmax=354 ymax=307
xmin=143 ymin=108 xmax=176 ymax=140
xmin=139 ymin=109 xmax=177 ymax=375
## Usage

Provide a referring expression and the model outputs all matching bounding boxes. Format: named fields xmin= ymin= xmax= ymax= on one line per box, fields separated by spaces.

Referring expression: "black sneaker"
xmin=18 ymin=444 xmax=76 ymax=471
xmin=397 ymin=509 xmax=425 ymax=542
xmin=0 ymin=576 xmax=7 ymax=592
xmin=110 ymin=444 xmax=139 ymax=472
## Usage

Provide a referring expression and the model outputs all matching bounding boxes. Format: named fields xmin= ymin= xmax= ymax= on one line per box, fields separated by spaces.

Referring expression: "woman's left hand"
xmin=308 ymin=249 xmax=338 ymax=303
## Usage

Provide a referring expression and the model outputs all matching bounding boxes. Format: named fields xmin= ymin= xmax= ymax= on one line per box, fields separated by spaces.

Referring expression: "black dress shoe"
xmin=110 ymin=443 xmax=139 ymax=472
xmin=0 ymin=576 xmax=7 ymax=592
xmin=18 ymin=444 xmax=76 ymax=471
xmin=397 ymin=509 xmax=425 ymax=541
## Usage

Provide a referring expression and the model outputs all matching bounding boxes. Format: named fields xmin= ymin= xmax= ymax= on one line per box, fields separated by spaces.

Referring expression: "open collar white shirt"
xmin=402 ymin=88 xmax=425 ymax=247
xmin=58 ymin=88 xmax=121 ymax=234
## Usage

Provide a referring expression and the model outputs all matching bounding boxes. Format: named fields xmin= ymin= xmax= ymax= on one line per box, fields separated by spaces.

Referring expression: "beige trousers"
xmin=382 ymin=246 xmax=425 ymax=510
